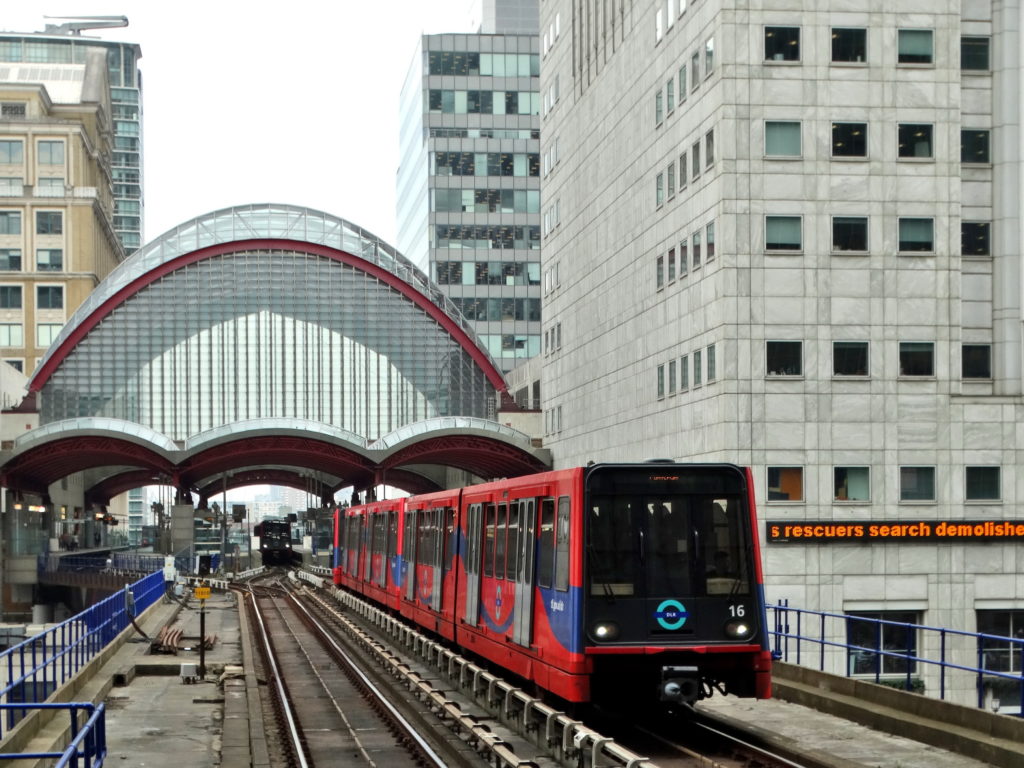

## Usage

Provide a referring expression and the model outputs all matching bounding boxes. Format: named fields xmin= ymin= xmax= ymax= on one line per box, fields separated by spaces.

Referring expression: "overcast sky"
xmin=7 ymin=0 xmax=476 ymax=247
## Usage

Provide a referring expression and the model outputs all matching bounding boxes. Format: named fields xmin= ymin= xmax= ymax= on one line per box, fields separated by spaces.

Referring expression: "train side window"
xmin=483 ymin=502 xmax=496 ymax=576
xmin=443 ymin=507 xmax=455 ymax=572
xmin=362 ymin=516 xmax=372 ymax=580
xmin=537 ymin=498 xmax=555 ymax=588
xmin=495 ymin=502 xmax=508 ymax=579
xmin=555 ymin=496 xmax=571 ymax=591
xmin=466 ymin=503 xmax=479 ymax=574
xmin=507 ymin=501 xmax=521 ymax=580
xmin=387 ymin=511 xmax=398 ymax=562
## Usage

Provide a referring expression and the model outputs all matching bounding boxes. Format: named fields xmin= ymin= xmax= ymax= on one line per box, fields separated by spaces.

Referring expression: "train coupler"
xmin=659 ymin=665 xmax=700 ymax=704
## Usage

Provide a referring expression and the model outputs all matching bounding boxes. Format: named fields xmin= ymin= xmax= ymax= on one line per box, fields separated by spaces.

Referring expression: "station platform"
xmin=5 ymin=582 xmax=1024 ymax=768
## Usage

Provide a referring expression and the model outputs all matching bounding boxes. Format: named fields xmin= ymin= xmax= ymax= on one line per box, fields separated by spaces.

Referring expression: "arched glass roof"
xmin=30 ymin=204 xmax=509 ymax=443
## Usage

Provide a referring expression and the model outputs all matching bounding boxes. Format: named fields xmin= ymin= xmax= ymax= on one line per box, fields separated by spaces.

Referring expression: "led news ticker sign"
xmin=767 ymin=520 xmax=1024 ymax=543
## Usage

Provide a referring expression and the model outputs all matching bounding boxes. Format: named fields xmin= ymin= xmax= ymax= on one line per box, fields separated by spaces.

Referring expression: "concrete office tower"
xmin=0 ymin=23 xmax=143 ymax=254
xmin=0 ymin=47 xmax=124 ymax=374
xmin=397 ymin=0 xmax=542 ymax=375
xmin=539 ymin=0 xmax=1023 ymax=705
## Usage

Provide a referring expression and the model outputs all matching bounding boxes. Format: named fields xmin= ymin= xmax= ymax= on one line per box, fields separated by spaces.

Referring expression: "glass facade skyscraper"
xmin=396 ymin=1 xmax=541 ymax=375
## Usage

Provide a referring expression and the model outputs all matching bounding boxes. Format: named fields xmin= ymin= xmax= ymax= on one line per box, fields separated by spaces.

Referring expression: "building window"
xmin=962 ymin=344 xmax=992 ymax=379
xmin=900 ymin=466 xmax=935 ymax=502
xmin=692 ymin=231 xmax=702 ymax=268
xmin=693 ymin=348 xmax=702 ymax=387
xmin=835 ymin=467 xmax=870 ymax=502
xmin=36 ymin=322 xmax=62 ymax=347
xmin=692 ymin=141 xmax=701 ymax=178
xmin=0 ymin=285 xmax=21 ymax=309
xmin=667 ymin=163 xmax=676 ymax=198
xmin=657 ymin=364 xmax=665 ymax=398
xmin=705 ymin=37 xmax=715 ymax=75
xmin=35 ymin=211 xmax=62 ymax=235
xmin=668 ymin=359 xmax=677 ymax=393
xmin=765 ymin=121 xmax=801 ymax=156
xmin=0 ymin=211 xmax=21 ymax=235
xmin=0 ymin=140 xmax=23 ymax=163
xmin=679 ymin=151 xmax=687 ymax=188
xmin=961 ymin=37 xmax=990 ymax=71
xmin=679 ymin=239 xmax=688 ymax=276
xmin=37 ymin=140 xmax=65 ymax=165
xmin=961 ymin=222 xmax=991 ymax=256
xmin=765 ymin=27 xmax=800 ymax=61
xmin=767 ymin=466 xmax=803 ymax=501
xmin=36 ymin=249 xmax=63 ymax=271
xmin=847 ymin=612 xmax=918 ymax=676
xmin=667 ymin=247 xmax=676 ymax=282
xmin=767 ymin=340 xmax=802 ymax=376
xmin=656 ymin=254 xmax=665 ymax=289
xmin=832 ymin=28 xmax=867 ymax=62
xmin=966 ymin=467 xmax=1000 ymax=501
xmin=655 ymin=90 xmax=664 ymax=125
xmin=832 ymin=122 xmax=867 ymax=157
xmin=706 ymin=343 xmax=716 ymax=381
xmin=898 ymin=29 xmax=933 ymax=64
xmin=898 ymin=124 xmax=933 ymax=158
xmin=834 ymin=341 xmax=869 ymax=376
xmin=705 ymin=129 xmax=714 ymax=167
xmin=691 ymin=52 xmax=700 ymax=89
xmin=0 ymin=323 xmax=23 ymax=347
xmin=666 ymin=78 xmax=675 ymax=113
xmin=0 ymin=249 xmax=21 ymax=271
xmin=678 ymin=64 xmax=687 ymax=101
xmin=898 ymin=218 xmax=934 ymax=253
xmin=36 ymin=285 xmax=63 ymax=310
xmin=977 ymin=611 xmax=1024 ymax=677
xmin=4 ymin=358 xmax=23 ymax=372
xmin=656 ymin=172 xmax=664 ymax=206
xmin=961 ymin=130 xmax=991 ymax=163
xmin=833 ymin=216 xmax=868 ymax=252
xmin=899 ymin=341 xmax=934 ymax=376
xmin=706 ymin=222 xmax=715 ymax=261
xmin=680 ymin=354 xmax=689 ymax=390
xmin=765 ymin=216 xmax=802 ymax=251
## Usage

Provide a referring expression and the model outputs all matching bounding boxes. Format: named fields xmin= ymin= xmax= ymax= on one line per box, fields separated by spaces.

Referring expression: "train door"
xmin=403 ymin=509 xmax=416 ymax=601
xmin=512 ymin=498 xmax=537 ymax=647
xmin=385 ymin=510 xmax=398 ymax=591
xmin=428 ymin=508 xmax=443 ymax=612
xmin=463 ymin=503 xmax=482 ymax=626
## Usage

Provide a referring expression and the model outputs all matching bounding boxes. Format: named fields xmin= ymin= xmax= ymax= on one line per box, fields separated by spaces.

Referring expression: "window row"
xmin=0 ymin=178 xmax=65 ymax=197
xmin=760 ymin=27 xmax=989 ymax=70
xmin=450 ymin=297 xmax=541 ymax=323
xmin=0 ymin=321 xmax=64 ymax=348
xmin=427 ymin=51 xmax=539 ymax=78
xmin=657 ymin=343 xmax=717 ymax=397
xmin=0 ymin=210 xmax=65 ymax=236
xmin=428 ymin=90 xmax=539 ymax=116
xmin=755 ymin=215 xmax=991 ymax=256
xmin=433 ymin=259 xmax=540 ymax=286
xmin=767 ymin=465 xmax=1003 ymax=504
xmin=656 ymin=130 xmax=714 ymax=206
xmin=430 ymin=127 xmax=539 ymax=141
xmin=0 ymin=284 xmax=64 ymax=310
xmin=478 ymin=333 xmax=540 ymax=359
xmin=0 ymin=139 xmax=64 ymax=165
xmin=543 ymin=405 xmax=563 ymax=436
xmin=762 ymin=340 xmax=993 ymax=380
xmin=656 ymin=220 xmax=715 ymax=288
xmin=544 ymin=321 xmax=562 ymax=355
xmin=653 ymin=35 xmax=715 ymax=127
xmin=764 ymin=120 xmax=990 ymax=163
xmin=432 ymin=152 xmax=539 ymax=178
xmin=433 ymin=225 xmax=540 ymax=251
xmin=432 ymin=188 xmax=540 ymax=214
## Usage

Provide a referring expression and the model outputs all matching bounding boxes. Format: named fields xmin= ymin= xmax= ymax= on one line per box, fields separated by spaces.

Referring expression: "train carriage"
xmin=333 ymin=462 xmax=771 ymax=708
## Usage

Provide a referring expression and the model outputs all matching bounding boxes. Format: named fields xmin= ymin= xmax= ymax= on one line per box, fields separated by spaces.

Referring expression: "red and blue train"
xmin=333 ymin=462 xmax=772 ymax=706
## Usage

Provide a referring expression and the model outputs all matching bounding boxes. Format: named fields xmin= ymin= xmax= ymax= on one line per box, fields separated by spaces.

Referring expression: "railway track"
xmin=241 ymin=575 xmax=474 ymax=768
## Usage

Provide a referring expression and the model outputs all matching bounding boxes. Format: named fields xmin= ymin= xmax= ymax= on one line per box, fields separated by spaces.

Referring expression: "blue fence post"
xmin=819 ymin=612 xmax=826 ymax=671
xmin=977 ymin=636 xmax=986 ymax=709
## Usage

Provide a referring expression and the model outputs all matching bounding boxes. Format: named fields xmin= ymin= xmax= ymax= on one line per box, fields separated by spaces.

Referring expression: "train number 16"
xmin=729 ymin=604 xmax=746 ymax=617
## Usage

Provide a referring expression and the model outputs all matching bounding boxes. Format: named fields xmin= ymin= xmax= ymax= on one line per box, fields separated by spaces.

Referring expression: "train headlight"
xmin=590 ymin=621 xmax=619 ymax=642
xmin=724 ymin=619 xmax=753 ymax=640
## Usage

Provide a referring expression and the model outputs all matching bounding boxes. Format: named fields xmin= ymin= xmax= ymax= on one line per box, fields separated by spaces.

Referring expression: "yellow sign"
xmin=194 ymin=586 xmax=211 ymax=600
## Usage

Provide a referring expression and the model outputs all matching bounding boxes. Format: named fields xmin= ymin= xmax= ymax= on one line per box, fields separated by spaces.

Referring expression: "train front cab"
xmin=582 ymin=463 xmax=772 ymax=706
xmin=454 ymin=469 xmax=590 ymax=703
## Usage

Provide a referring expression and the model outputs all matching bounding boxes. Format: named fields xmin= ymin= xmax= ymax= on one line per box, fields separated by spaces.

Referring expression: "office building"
xmin=539 ymin=0 xmax=1022 ymax=706
xmin=0 ymin=19 xmax=144 ymax=253
xmin=396 ymin=0 xmax=542 ymax=375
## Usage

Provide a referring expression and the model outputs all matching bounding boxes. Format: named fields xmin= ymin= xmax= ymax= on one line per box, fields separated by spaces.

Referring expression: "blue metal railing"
xmin=0 ymin=703 xmax=106 ymax=767
xmin=0 ymin=570 xmax=165 ymax=740
xmin=769 ymin=600 xmax=1024 ymax=716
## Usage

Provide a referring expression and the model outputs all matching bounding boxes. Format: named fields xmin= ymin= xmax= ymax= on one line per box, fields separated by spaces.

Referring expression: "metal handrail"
xmin=768 ymin=600 xmax=1024 ymax=716
xmin=0 ymin=702 xmax=106 ymax=766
